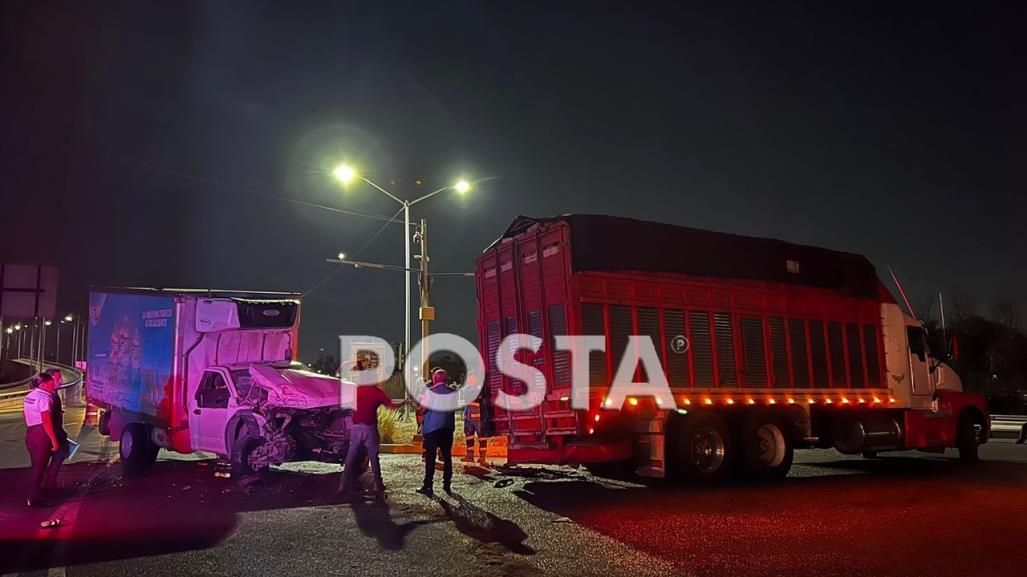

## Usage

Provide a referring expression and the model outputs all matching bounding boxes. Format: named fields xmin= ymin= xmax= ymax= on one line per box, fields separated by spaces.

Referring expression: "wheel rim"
xmin=756 ymin=424 xmax=786 ymax=468
xmin=691 ymin=427 xmax=726 ymax=473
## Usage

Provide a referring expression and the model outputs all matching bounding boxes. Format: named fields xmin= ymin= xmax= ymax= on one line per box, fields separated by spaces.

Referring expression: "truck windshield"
xmin=231 ymin=369 xmax=267 ymax=404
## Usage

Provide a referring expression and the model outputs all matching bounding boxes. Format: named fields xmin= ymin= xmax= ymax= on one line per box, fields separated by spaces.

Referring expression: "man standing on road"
xmin=463 ymin=393 xmax=489 ymax=466
xmin=339 ymin=362 xmax=397 ymax=495
xmin=23 ymin=372 xmax=70 ymax=507
xmin=417 ymin=368 xmax=456 ymax=496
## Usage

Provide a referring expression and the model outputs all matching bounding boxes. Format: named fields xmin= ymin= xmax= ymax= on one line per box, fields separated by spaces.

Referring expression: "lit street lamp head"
xmin=332 ymin=164 xmax=357 ymax=185
xmin=454 ymin=179 xmax=471 ymax=194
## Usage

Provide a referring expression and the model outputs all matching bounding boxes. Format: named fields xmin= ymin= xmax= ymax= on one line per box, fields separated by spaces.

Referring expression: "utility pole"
xmin=415 ymin=217 xmax=435 ymax=375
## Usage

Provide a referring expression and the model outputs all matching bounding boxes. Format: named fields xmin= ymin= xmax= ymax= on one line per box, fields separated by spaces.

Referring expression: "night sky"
xmin=2 ymin=2 xmax=1023 ymax=361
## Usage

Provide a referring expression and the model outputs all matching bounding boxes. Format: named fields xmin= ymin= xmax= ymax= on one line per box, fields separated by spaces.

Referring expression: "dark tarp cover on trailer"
xmin=494 ymin=214 xmax=886 ymax=300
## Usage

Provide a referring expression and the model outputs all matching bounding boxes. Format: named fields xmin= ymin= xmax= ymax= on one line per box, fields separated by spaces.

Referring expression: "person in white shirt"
xmin=23 ymin=372 xmax=69 ymax=507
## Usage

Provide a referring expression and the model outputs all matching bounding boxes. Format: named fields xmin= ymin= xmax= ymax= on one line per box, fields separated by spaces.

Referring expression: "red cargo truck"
xmin=475 ymin=215 xmax=989 ymax=482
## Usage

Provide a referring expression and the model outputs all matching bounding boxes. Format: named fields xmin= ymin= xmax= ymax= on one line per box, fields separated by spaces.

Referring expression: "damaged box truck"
xmin=87 ymin=289 xmax=355 ymax=475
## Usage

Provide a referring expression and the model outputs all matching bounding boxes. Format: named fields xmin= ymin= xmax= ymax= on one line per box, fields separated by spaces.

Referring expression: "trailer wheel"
xmin=673 ymin=412 xmax=733 ymax=483
xmin=120 ymin=423 xmax=158 ymax=474
xmin=956 ymin=413 xmax=981 ymax=463
xmin=739 ymin=414 xmax=794 ymax=481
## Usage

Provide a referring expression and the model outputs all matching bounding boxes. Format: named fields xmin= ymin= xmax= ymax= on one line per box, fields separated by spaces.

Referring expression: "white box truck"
xmin=87 ymin=288 xmax=355 ymax=474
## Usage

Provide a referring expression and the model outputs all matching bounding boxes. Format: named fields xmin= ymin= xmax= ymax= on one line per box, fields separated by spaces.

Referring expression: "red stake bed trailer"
xmin=475 ymin=215 xmax=989 ymax=482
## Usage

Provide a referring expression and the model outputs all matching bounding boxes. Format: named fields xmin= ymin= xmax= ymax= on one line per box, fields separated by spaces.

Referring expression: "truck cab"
xmin=187 ymin=361 xmax=357 ymax=474
xmin=191 ymin=367 xmax=242 ymax=454
xmin=881 ymin=302 xmax=989 ymax=454
xmin=882 ymin=302 xmax=968 ymax=406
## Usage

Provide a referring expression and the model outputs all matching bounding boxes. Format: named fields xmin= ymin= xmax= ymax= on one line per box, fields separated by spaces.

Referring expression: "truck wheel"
xmin=120 ymin=423 xmax=158 ymax=474
xmin=232 ymin=434 xmax=268 ymax=477
xmin=673 ymin=412 xmax=733 ymax=484
xmin=956 ymin=414 xmax=980 ymax=463
xmin=739 ymin=414 xmax=794 ymax=481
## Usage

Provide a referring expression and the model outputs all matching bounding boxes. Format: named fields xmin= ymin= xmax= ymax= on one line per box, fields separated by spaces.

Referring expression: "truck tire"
xmin=738 ymin=413 xmax=794 ymax=481
xmin=673 ymin=412 xmax=733 ymax=484
xmin=120 ymin=423 xmax=158 ymax=474
xmin=956 ymin=413 xmax=980 ymax=463
xmin=232 ymin=434 xmax=268 ymax=477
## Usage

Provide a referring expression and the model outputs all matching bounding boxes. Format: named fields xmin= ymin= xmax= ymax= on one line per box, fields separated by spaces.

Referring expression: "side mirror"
xmin=946 ymin=335 xmax=959 ymax=361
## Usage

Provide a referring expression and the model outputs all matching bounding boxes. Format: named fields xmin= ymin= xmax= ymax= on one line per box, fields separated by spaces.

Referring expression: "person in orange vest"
xmin=463 ymin=393 xmax=489 ymax=465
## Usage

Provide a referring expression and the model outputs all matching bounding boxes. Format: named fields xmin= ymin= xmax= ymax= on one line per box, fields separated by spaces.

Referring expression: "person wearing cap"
xmin=339 ymin=360 xmax=397 ymax=494
xmin=417 ymin=368 xmax=456 ymax=496
xmin=23 ymin=372 xmax=70 ymax=507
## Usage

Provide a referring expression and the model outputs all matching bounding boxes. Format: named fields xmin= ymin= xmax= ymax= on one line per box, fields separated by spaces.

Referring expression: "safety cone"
xmin=83 ymin=402 xmax=100 ymax=426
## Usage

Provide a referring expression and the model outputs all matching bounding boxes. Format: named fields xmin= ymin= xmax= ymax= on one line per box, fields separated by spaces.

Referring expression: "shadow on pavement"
xmin=350 ymin=495 xmax=444 ymax=551
xmin=435 ymin=492 xmax=534 ymax=555
xmin=0 ymin=457 xmax=397 ymax=574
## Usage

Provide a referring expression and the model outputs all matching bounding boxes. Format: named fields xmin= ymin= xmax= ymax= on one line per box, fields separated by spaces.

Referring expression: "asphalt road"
xmin=1 ymin=415 xmax=1025 ymax=577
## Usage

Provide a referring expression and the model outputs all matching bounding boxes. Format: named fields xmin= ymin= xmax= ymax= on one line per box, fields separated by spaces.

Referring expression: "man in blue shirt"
xmin=417 ymin=369 xmax=456 ymax=496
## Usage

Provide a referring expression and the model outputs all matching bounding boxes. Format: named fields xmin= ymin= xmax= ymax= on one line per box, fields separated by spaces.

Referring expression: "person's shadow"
xmin=351 ymin=496 xmax=441 ymax=551
xmin=435 ymin=493 xmax=534 ymax=555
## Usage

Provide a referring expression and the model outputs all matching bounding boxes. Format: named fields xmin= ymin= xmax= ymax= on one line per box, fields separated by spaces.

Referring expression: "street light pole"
xmin=404 ymin=201 xmax=411 ymax=368
xmin=333 ymin=166 xmax=473 ymax=370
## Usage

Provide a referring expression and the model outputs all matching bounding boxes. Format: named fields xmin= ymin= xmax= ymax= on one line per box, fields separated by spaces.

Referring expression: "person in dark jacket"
xmin=23 ymin=372 xmax=70 ymax=507
xmin=417 ymin=369 xmax=456 ymax=496
xmin=1016 ymin=421 xmax=1027 ymax=444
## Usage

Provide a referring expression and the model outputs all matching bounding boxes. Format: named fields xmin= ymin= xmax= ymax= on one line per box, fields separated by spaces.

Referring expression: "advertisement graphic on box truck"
xmin=87 ymin=293 xmax=176 ymax=421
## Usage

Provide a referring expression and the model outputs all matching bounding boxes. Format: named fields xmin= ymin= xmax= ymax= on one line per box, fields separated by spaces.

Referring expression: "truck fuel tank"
xmin=832 ymin=413 xmax=903 ymax=453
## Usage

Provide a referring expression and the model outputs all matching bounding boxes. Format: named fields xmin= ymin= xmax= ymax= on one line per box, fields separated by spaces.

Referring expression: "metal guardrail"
xmin=0 ymin=359 xmax=84 ymax=411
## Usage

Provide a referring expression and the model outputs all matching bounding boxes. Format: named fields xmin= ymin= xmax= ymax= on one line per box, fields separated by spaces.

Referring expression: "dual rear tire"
xmin=120 ymin=423 xmax=159 ymax=474
xmin=672 ymin=411 xmax=794 ymax=483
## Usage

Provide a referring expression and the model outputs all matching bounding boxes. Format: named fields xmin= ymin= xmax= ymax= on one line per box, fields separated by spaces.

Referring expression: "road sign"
xmin=0 ymin=264 xmax=59 ymax=319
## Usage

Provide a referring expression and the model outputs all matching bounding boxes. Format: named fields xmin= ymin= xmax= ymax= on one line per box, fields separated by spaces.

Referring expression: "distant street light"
xmin=331 ymin=163 xmax=477 ymax=362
